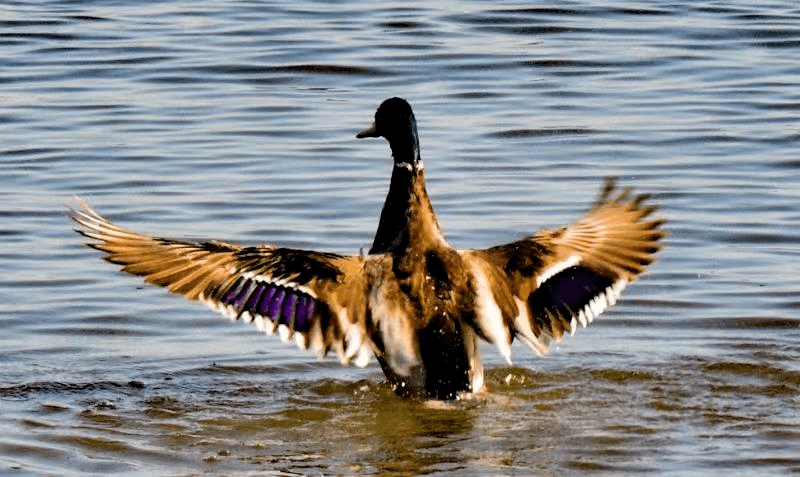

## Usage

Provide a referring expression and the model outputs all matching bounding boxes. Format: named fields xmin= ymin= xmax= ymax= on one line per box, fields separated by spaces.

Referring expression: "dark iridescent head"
xmin=357 ymin=97 xmax=421 ymax=166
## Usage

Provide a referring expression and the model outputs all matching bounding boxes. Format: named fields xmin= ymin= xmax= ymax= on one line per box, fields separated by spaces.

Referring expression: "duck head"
xmin=357 ymin=97 xmax=421 ymax=169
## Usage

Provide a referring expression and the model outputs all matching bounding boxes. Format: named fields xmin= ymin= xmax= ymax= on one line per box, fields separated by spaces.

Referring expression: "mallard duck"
xmin=70 ymin=97 xmax=665 ymax=400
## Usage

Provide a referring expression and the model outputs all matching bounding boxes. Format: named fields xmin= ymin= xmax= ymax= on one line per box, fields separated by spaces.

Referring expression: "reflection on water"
xmin=2 ymin=0 xmax=800 ymax=475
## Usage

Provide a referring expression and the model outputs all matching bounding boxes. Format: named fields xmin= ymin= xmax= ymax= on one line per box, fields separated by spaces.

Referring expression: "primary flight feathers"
xmin=71 ymin=97 xmax=665 ymax=399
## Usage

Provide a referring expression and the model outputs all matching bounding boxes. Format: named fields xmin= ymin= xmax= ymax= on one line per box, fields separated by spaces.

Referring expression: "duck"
xmin=70 ymin=97 xmax=665 ymax=400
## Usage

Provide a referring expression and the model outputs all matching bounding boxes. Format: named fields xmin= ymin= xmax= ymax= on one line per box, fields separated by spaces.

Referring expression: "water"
xmin=2 ymin=1 xmax=799 ymax=475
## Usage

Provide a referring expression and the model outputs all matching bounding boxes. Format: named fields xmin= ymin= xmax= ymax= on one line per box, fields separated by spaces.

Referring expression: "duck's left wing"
xmin=462 ymin=178 xmax=665 ymax=355
xmin=69 ymin=200 xmax=374 ymax=366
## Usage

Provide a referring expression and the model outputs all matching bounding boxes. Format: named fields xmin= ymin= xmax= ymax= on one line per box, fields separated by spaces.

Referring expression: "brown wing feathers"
xmin=480 ymin=178 xmax=665 ymax=350
xmin=69 ymin=200 xmax=371 ymax=364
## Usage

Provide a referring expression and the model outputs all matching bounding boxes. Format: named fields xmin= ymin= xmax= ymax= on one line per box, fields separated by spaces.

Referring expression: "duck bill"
xmin=356 ymin=122 xmax=379 ymax=138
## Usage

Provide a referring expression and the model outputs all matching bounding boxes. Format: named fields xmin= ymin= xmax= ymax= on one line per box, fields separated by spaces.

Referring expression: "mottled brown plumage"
xmin=70 ymin=97 xmax=665 ymax=399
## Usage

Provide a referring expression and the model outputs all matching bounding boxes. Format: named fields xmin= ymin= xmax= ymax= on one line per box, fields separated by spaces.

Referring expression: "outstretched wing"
xmin=69 ymin=200 xmax=374 ymax=367
xmin=464 ymin=178 xmax=665 ymax=355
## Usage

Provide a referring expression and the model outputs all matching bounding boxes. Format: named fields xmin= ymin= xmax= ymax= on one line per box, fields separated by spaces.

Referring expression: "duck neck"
xmin=369 ymin=149 xmax=443 ymax=255
xmin=388 ymin=129 xmax=421 ymax=172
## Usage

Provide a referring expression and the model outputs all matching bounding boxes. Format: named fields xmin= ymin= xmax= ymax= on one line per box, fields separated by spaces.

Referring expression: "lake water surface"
xmin=2 ymin=1 xmax=800 ymax=475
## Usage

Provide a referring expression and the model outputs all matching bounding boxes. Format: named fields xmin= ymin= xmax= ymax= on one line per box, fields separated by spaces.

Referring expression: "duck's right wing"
xmin=69 ymin=199 xmax=379 ymax=367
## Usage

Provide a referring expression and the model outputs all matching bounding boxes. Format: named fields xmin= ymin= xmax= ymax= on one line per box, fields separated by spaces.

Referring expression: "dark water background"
xmin=2 ymin=1 xmax=800 ymax=475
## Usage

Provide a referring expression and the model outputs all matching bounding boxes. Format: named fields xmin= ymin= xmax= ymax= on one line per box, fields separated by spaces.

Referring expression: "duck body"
xmin=71 ymin=97 xmax=665 ymax=400
xmin=359 ymin=98 xmax=493 ymax=398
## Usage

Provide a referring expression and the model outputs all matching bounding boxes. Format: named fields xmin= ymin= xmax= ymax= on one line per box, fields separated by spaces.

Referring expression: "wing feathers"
xmin=461 ymin=254 xmax=514 ymax=363
xmin=474 ymin=178 xmax=664 ymax=353
xmin=69 ymin=200 xmax=372 ymax=366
